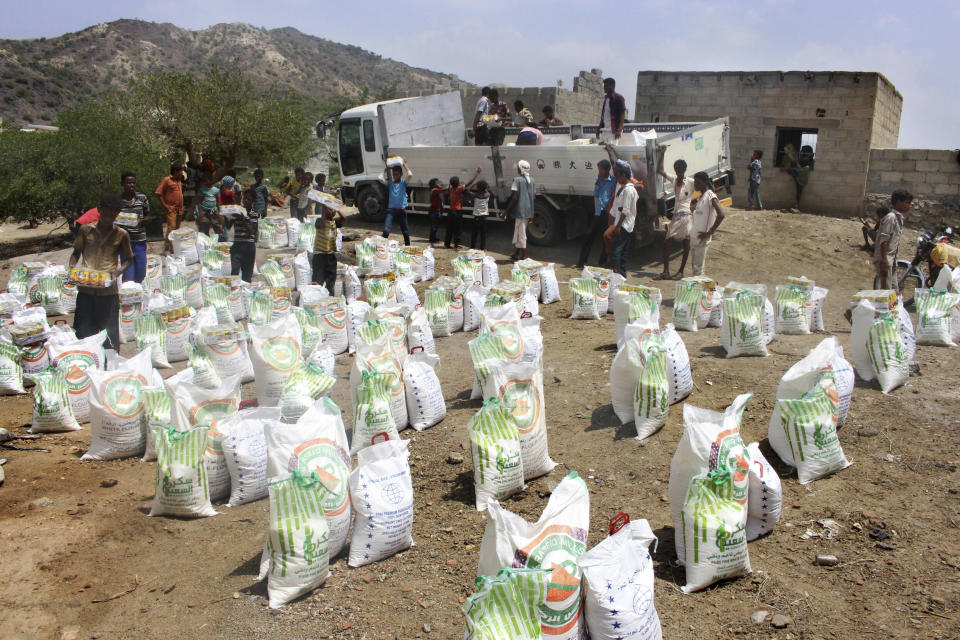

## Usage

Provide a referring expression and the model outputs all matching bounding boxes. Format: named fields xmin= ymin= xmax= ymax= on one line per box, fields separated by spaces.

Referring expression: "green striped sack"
xmin=258 ymin=219 xmax=276 ymax=247
xmin=633 ymin=335 xmax=668 ymax=440
xmin=722 ymin=292 xmax=768 ymax=357
xmin=775 ymin=285 xmax=812 ymax=335
xmin=362 ymin=278 xmax=395 ymax=308
xmin=469 ymin=398 xmax=524 ymax=510
xmin=776 ymin=371 xmax=850 ymax=484
xmin=628 ymin=291 xmax=658 ymax=324
xmin=7 ymin=266 xmax=27 ymax=296
xmin=263 ymin=472 xmax=331 ymax=608
xmin=292 ymin=306 xmax=325 ymax=356
xmin=248 ymin=290 xmax=274 ymax=326
xmin=351 ymin=371 xmax=399 ymax=455
xmin=204 ymin=283 xmax=234 ymax=325
xmin=463 ymin=567 xmax=552 ymax=640
xmin=141 ymin=385 xmax=172 ymax=461
xmin=202 ymin=249 xmax=225 ymax=273
xmin=511 ymin=268 xmax=532 ymax=289
xmin=280 ymin=362 xmax=337 ymax=421
xmin=468 ymin=332 xmax=510 ymax=400
xmin=915 ymin=288 xmax=960 ymax=346
xmin=261 ymin=260 xmax=286 ymax=288
xmin=0 ymin=340 xmax=24 ymax=394
xmin=673 ymin=282 xmax=703 ymax=332
xmin=680 ymin=474 xmax=750 ymax=593
xmin=393 ymin=250 xmax=412 ymax=277
xmin=27 ymin=366 xmax=80 ymax=433
xmin=160 ymin=274 xmax=187 ymax=305
xmin=135 ymin=312 xmax=169 ymax=368
xmin=38 ymin=276 xmax=66 ymax=315
xmin=296 ymin=222 xmax=315 ymax=253
xmin=453 ymin=256 xmax=482 ymax=285
xmin=356 ymin=319 xmax=390 ymax=350
xmin=425 ymin=288 xmax=452 ymax=337
xmin=866 ymin=314 xmax=908 ymax=393
xmin=569 ymin=277 xmax=600 ymax=319
xmin=354 ymin=241 xmax=375 ymax=275
xmin=149 ymin=425 xmax=217 ymax=517
xmin=189 ymin=345 xmax=222 ymax=388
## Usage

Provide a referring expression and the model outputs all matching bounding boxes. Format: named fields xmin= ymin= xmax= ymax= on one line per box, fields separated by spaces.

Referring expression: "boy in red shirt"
xmin=442 ymin=168 xmax=481 ymax=249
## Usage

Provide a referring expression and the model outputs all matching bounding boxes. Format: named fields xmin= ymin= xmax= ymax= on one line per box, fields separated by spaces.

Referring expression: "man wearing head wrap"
xmin=501 ymin=160 xmax=536 ymax=261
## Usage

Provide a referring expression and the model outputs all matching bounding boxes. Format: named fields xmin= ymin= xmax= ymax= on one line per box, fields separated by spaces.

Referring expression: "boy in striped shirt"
xmin=312 ymin=203 xmax=345 ymax=294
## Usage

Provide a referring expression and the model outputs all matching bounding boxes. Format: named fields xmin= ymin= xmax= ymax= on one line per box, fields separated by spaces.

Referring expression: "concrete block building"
xmin=634 ymin=71 xmax=903 ymax=216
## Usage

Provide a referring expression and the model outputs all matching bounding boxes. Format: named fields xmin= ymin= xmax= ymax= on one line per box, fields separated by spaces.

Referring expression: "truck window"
xmin=339 ymin=118 xmax=363 ymax=176
xmin=363 ymin=120 xmax=376 ymax=152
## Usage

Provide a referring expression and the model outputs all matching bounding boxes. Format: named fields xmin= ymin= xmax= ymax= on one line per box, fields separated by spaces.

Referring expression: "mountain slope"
xmin=0 ymin=19 xmax=462 ymax=124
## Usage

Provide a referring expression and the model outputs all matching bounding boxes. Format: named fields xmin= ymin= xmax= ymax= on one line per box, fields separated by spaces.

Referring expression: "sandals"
xmin=654 ymin=272 xmax=671 ymax=281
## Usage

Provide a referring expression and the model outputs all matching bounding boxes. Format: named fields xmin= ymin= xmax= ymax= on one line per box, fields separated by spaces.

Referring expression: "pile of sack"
xmin=464 ymin=472 xmax=663 ymax=640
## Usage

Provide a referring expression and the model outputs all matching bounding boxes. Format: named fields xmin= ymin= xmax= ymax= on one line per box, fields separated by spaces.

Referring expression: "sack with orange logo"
xmin=83 ymin=349 xmax=153 ymax=460
xmin=264 ymin=398 xmax=352 ymax=558
xmin=478 ymin=471 xmax=589 ymax=640
xmin=490 ymin=360 xmax=555 ymax=481
xmin=249 ymin=314 xmax=304 ymax=407
xmin=48 ymin=330 xmax=107 ymax=421
xmin=668 ymin=393 xmax=752 ymax=565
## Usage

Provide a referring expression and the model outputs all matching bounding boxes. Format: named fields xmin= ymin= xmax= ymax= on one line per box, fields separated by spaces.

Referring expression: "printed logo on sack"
xmin=22 ymin=343 xmax=47 ymax=364
xmin=451 ymin=293 xmax=464 ymax=311
xmin=57 ymin=351 xmax=96 ymax=394
xmin=207 ymin=340 xmax=240 ymax=356
xmin=374 ymin=245 xmax=388 ymax=261
xmin=513 ymin=524 xmax=587 ymax=634
xmin=263 ymin=336 xmax=300 ymax=372
xmin=738 ymin=323 xmax=760 ymax=344
xmin=495 ymin=446 xmax=521 ymax=473
xmin=490 ymin=322 xmax=523 ymax=359
xmin=161 ymin=472 xmax=193 ymax=496
xmin=166 ymin=317 xmax=190 ymax=336
xmin=120 ymin=303 xmax=142 ymax=321
xmin=499 ymin=379 xmax=541 ymax=434
xmin=715 ymin=520 xmax=745 ymax=552
xmin=102 ymin=374 xmax=145 ymax=418
xmin=28 ymin=283 xmax=41 ymax=304
xmin=190 ymin=400 xmax=237 ymax=427
xmin=302 ymin=525 xmax=329 ymax=565
xmin=710 ymin=430 xmax=750 ymax=504
xmin=294 ymin=438 xmax=350 ymax=515
xmin=381 ymin=482 xmax=404 ymax=505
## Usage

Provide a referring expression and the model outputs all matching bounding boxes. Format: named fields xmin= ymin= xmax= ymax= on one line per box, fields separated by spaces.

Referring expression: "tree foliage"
xmin=133 ymin=68 xmax=318 ymax=174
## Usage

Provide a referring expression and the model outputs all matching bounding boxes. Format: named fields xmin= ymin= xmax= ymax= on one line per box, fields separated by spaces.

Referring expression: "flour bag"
xmin=469 ymin=398 xmax=525 ymax=511
xmin=348 ymin=439 xmax=414 ymax=567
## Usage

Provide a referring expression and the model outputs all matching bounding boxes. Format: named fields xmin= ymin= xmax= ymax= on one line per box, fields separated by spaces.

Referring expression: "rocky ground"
xmin=0 ymin=206 xmax=958 ymax=640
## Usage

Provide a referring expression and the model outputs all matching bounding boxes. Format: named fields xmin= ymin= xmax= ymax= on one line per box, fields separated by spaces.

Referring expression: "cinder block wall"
xmin=867 ymin=149 xmax=960 ymax=201
xmin=635 ymin=71 xmax=902 ymax=216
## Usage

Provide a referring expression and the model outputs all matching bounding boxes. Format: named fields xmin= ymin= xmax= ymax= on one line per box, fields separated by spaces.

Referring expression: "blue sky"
xmin=4 ymin=0 xmax=955 ymax=148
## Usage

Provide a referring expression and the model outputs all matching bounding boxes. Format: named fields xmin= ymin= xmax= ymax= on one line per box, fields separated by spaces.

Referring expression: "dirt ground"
xmin=1 ymin=207 xmax=958 ymax=640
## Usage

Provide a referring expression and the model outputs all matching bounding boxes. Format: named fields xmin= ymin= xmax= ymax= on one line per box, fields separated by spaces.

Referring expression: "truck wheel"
xmin=527 ymin=200 xmax=563 ymax=246
xmin=357 ymin=186 xmax=385 ymax=222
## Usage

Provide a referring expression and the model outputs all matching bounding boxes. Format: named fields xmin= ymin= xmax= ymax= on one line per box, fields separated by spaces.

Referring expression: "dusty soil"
xmin=1 ymin=207 xmax=958 ymax=640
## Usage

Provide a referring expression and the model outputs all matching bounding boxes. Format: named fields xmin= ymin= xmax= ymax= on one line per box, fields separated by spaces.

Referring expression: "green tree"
xmin=0 ymin=129 xmax=64 ymax=227
xmin=133 ymin=67 xmax=317 ymax=175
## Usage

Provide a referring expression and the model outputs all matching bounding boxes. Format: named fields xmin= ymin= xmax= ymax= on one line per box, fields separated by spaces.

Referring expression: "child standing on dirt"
xmin=746 ymin=150 xmax=763 ymax=210
xmin=468 ymin=177 xmax=491 ymax=250
xmin=443 ymin=168 xmax=481 ymax=249
xmin=226 ymin=169 xmax=266 ymax=282
xmin=197 ymin=173 xmax=222 ymax=238
xmin=657 ymin=146 xmax=695 ymax=279
xmin=381 ymin=159 xmax=413 ymax=246
xmin=428 ymin=178 xmax=443 ymax=245
xmin=861 ymin=206 xmax=887 ymax=251
xmin=874 ymin=190 xmax=911 ymax=289
xmin=689 ymin=171 xmax=725 ymax=276
xmin=313 ymin=203 xmax=345 ymax=294
xmin=603 ymin=163 xmax=637 ymax=275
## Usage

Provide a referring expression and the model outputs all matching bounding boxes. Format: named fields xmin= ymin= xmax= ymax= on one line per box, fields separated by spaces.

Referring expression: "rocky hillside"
xmin=0 ymin=19 xmax=462 ymax=125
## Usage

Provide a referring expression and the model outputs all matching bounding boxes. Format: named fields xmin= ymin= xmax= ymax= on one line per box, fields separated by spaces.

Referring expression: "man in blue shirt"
xmin=380 ymin=158 xmax=412 ymax=246
xmin=577 ymin=159 xmax=614 ymax=269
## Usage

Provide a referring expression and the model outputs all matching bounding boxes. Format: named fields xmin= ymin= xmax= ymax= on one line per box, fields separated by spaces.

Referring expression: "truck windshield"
xmin=339 ymin=118 xmax=363 ymax=176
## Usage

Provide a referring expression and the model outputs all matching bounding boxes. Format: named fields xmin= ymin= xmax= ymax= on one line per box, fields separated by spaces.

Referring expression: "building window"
xmin=775 ymin=127 xmax=818 ymax=170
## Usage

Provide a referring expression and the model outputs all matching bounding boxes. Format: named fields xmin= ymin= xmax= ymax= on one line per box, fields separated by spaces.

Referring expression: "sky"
xmin=3 ymin=0 xmax=956 ymax=149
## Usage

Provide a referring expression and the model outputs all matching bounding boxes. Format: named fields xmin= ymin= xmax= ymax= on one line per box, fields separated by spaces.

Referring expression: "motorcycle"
xmin=879 ymin=224 xmax=956 ymax=308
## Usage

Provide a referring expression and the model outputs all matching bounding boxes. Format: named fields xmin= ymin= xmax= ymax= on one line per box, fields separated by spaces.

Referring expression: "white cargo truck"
xmin=336 ymin=91 xmax=732 ymax=246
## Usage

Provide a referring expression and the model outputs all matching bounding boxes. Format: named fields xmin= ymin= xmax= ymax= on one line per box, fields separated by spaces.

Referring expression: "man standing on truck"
xmin=380 ymin=159 xmax=413 ymax=246
xmin=599 ymin=78 xmax=626 ymax=145
xmin=501 ymin=160 xmax=535 ymax=261
xmin=473 ymin=87 xmax=491 ymax=146
xmin=657 ymin=146 xmax=696 ymax=279
xmin=577 ymin=159 xmax=614 ymax=270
